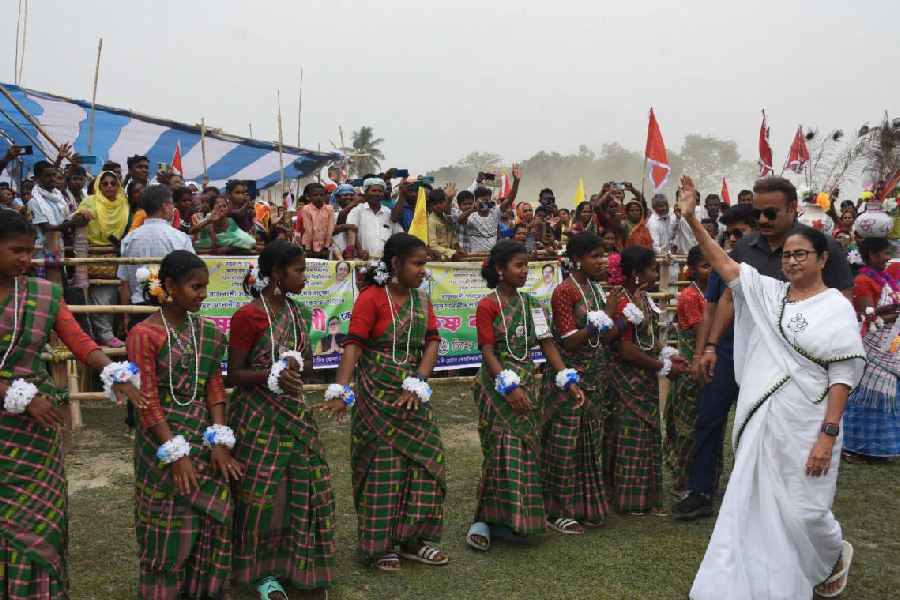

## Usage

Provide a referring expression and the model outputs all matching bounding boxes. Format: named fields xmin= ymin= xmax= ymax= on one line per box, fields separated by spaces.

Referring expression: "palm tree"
xmin=349 ymin=126 xmax=385 ymax=176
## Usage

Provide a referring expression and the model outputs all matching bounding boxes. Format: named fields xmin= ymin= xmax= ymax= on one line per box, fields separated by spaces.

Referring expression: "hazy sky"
xmin=4 ymin=0 xmax=899 ymax=179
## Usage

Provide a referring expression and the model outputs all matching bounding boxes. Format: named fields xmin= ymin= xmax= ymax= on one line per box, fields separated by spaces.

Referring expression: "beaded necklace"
xmin=622 ymin=287 xmax=656 ymax=351
xmin=260 ymin=291 xmax=301 ymax=365
xmin=159 ymin=309 xmax=199 ymax=406
xmin=0 ymin=278 xmax=20 ymax=373
xmin=569 ymin=274 xmax=604 ymax=348
xmin=494 ymin=288 xmax=530 ymax=362
xmin=385 ymin=285 xmax=414 ymax=365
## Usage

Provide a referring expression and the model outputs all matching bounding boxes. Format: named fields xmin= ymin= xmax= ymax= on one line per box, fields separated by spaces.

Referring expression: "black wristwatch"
xmin=820 ymin=422 xmax=840 ymax=437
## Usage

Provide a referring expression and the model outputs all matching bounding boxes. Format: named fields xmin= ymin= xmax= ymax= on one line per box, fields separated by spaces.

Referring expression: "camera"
xmin=478 ymin=172 xmax=496 ymax=182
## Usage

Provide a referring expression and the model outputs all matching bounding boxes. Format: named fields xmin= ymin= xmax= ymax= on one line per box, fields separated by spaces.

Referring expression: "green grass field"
xmin=67 ymin=389 xmax=899 ymax=599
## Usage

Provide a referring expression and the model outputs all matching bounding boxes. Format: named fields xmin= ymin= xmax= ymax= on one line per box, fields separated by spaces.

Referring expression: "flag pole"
xmin=87 ymin=37 xmax=103 ymax=154
xmin=296 ymin=68 xmax=303 ymax=147
xmin=200 ymin=117 xmax=208 ymax=180
xmin=14 ymin=0 xmax=22 ymax=84
xmin=17 ymin=0 xmax=28 ymax=84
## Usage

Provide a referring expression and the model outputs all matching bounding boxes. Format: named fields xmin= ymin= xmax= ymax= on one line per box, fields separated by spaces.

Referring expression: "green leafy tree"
xmin=349 ymin=126 xmax=385 ymax=176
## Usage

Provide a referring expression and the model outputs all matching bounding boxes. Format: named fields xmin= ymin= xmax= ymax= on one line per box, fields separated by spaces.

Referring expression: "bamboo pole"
xmin=0 ymin=82 xmax=60 ymax=152
xmin=14 ymin=0 xmax=22 ymax=85
xmin=297 ymin=68 xmax=303 ymax=147
xmin=87 ymin=38 xmax=103 ymax=154
xmin=0 ymin=104 xmax=49 ymax=158
xmin=67 ymin=305 xmax=158 ymax=315
xmin=17 ymin=0 xmax=28 ymax=84
xmin=68 ymin=360 xmax=83 ymax=429
xmin=276 ymin=89 xmax=286 ymax=208
xmin=41 ymin=346 xmax=128 ymax=363
xmin=200 ymin=117 xmax=208 ymax=179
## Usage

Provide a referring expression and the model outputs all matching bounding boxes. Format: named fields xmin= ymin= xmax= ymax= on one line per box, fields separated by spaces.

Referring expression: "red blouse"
xmin=853 ymin=263 xmax=900 ymax=305
xmin=676 ymin=284 xmax=706 ymax=331
xmin=344 ymin=285 xmax=439 ymax=348
xmin=126 ymin=321 xmax=226 ymax=430
xmin=55 ymin=301 xmax=101 ymax=362
xmin=229 ymin=303 xmax=271 ymax=353
xmin=476 ymin=296 xmax=502 ymax=348
xmin=551 ymin=278 xmax=597 ymax=338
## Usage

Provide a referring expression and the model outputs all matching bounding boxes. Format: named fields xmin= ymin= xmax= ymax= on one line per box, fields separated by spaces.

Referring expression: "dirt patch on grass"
xmin=441 ymin=423 xmax=481 ymax=449
xmin=66 ymin=427 xmax=133 ymax=493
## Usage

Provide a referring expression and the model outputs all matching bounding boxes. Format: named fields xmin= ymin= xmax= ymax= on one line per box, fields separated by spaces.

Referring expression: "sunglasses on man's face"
xmin=727 ymin=229 xmax=744 ymax=240
xmin=752 ymin=207 xmax=781 ymax=221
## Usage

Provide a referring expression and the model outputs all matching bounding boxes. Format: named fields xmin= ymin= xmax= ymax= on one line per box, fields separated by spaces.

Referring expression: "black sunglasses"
xmin=752 ymin=207 xmax=780 ymax=221
xmin=727 ymin=229 xmax=744 ymax=240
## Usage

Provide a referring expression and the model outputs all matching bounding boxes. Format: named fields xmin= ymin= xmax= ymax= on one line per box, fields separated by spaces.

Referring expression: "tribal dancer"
xmin=323 ymin=233 xmax=448 ymax=572
xmin=127 ymin=250 xmax=241 ymax=599
xmin=466 ymin=240 xmax=585 ymax=552
xmin=227 ymin=241 xmax=335 ymax=599
xmin=541 ymin=232 xmax=621 ymax=533
xmin=0 ymin=210 xmax=142 ymax=599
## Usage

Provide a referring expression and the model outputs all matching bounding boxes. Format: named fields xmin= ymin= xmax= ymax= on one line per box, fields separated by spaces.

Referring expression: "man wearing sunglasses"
xmin=719 ymin=204 xmax=756 ymax=251
xmin=674 ymin=176 xmax=853 ymax=521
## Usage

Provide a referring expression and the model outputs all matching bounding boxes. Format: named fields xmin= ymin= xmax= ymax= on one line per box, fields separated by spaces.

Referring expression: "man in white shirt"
xmin=30 ymin=162 xmax=74 ymax=251
xmin=647 ymin=194 xmax=679 ymax=255
xmin=118 ymin=185 xmax=195 ymax=305
xmin=346 ymin=178 xmax=402 ymax=259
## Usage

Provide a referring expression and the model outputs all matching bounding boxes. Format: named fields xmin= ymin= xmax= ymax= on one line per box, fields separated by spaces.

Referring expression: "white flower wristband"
xmin=100 ymin=361 xmax=140 ymax=403
xmin=156 ymin=435 xmax=190 ymax=465
xmin=586 ymin=310 xmax=614 ymax=335
xmin=267 ymin=351 xmax=305 ymax=395
xmin=402 ymin=376 xmax=433 ymax=403
xmin=658 ymin=346 xmax=679 ymax=377
xmin=555 ymin=368 xmax=581 ymax=390
xmin=494 ymin=370 xmax=521 ymax=396
xmin=325 ymin=383 xmax=356 ymax=407
xmin=4 ymin=379 xmax=38 ymax=414
xmin=203 ymin=424 xmax=236 ymax=449
xmin=622 ymin=303 xmax=644 ymax=326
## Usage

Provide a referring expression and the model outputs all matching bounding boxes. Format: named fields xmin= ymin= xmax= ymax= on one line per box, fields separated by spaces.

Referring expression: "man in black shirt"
xmin=674 ymin=176 xmax=854 ymax=520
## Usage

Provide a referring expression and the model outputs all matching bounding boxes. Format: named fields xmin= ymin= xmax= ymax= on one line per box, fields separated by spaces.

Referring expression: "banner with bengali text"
xmin=198 ymin=257 xmax=560 ymax=370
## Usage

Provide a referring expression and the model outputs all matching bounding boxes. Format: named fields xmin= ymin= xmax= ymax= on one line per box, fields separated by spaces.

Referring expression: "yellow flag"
xmin=572 ymin=177 xmax=586 ymax=208
xmin=409 ymin=185 xmax=429 ymax=244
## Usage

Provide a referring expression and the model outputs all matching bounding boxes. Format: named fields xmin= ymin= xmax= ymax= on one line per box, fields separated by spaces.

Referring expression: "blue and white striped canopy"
xmin=0 ymin=82 xmax=342 ymax=188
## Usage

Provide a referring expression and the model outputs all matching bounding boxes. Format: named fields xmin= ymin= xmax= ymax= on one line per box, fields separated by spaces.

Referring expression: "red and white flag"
xmin=758 ymin=110 xmax=773 ymax=176
xmin=645 ymin=108 xmax=670 ymax=194
xmin=721 ymin=177 xmax=732 ymax=206
xmin=497 ymin=173 xmax=512 ymax=199
xmin=171 ymin=141 xmax=183 ymax=176
xmin=785 ymin=126 xmax=810 ymax=174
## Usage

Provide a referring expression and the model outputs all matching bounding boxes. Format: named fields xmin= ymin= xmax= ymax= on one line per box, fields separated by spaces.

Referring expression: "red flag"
xmin=644 ymin=108 xmax=670 ymax=193
xmin=785 ymin=126 xmax=810 ymax=174
xmin=497 ymin=173 xmax=512 ymax=199
xmin=758 ymin=110 xmax=773 ymax=176
xmin=171 ymin=141 xmax=183 ymax=176
xmin=721 ymin=177 xmax=731 ymax=206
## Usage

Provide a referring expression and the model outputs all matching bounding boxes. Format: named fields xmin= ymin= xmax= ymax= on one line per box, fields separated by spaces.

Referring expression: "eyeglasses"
xmin=727 ymin=229 xmax=744 ymax=240
xmin=781 ymin=249 xmax=811 ymax=263
xmin=752 ymin=207 xmax=781 ymax=221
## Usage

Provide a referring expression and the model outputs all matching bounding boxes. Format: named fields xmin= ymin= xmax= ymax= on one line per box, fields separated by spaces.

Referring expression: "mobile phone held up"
xmin=478 ymin=172 xmax=496 ymax=181
xmin=14 ymin=145 xmax=33 ymax=156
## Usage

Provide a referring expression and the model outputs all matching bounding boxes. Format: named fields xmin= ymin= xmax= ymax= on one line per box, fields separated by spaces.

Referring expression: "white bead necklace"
xmin=0 ymin=278 xmax=20 ymax=373
xmin=260 ymin=291 xmax=300 ymax=365
xmin=494 ymin=288 xmax=530 ymax=363
xmin=385 ymin=285 xmax=414 ymax=365
xmin=622 ymin=287 xmax=656 ymax=351
xmin=159 ymin=309 xmax=199 ymax=406
xmin=569 ymin=275 xmax=604 ymax=349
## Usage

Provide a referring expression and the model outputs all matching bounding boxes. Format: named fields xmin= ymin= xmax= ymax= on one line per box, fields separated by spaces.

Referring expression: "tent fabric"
xmin=0 ymin=83 xmax=342 ymax=188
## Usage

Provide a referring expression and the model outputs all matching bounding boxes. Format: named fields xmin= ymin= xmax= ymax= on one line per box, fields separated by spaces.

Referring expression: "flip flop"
xmin=816 ymin=541 xmax=853 ymax=598
xmin=466 ymin=521 xmax=490 ymax=552
xmin=547 ymin=517 xmax=584 ymax=535
xmin=400 ymin=543 xmax=449 ymax=566
xmin=256 ymin=576 xmax=288 ymax=600
xmin=373 ymin=551 xmax=401 ymax=573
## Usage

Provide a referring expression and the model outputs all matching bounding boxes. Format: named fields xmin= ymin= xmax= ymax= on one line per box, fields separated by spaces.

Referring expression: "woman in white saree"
xmin=678 ymin=176 xmax=866 ymax=600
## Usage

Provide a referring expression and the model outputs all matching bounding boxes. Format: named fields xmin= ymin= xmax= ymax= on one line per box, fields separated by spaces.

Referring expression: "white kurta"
xmin=691 ymin=264 xmax=865 ymax=600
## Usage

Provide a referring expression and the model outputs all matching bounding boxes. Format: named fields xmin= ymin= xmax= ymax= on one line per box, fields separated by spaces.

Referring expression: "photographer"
xmin=458 ymin=166 xmax=520 ymax=253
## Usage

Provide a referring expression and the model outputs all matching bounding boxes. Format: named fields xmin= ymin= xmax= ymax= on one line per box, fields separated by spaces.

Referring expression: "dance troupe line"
xmin=0 ymin=173 xmax=869 ymax=599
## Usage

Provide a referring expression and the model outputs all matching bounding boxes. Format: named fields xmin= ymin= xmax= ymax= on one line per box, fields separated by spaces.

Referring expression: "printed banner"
xmin=198 ymin=257 xmax=560 ymax=371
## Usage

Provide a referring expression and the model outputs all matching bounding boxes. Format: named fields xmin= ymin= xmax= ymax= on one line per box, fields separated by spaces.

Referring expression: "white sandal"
xmin=547 ymin=517 xmax=584 ymax=535
xmin=816 ymin=541 xmax=854 ymax=598
xmin=400 ymin=543 xmax=449 ymax=566
xmin=466 ymin=521 xmax=490 ymax=552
